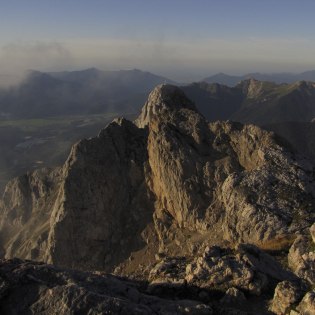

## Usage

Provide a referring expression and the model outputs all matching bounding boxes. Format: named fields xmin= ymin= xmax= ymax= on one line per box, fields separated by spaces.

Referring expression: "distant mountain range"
xmin=0 ymin=68 xmax=174 ymax=119
xmin=2 ymin=67 xmax=315 ymax=123
xmin=183 ymin=79 xmax=315 ymax=125
xmin=202 ymin=70 xmax=315 ymax=86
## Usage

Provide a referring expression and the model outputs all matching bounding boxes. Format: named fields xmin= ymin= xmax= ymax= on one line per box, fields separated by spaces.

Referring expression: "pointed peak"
xmin=147 ymin=84 xmax=194 ymax=104
xmin=135 ymin=84 xmax=196 ymax=128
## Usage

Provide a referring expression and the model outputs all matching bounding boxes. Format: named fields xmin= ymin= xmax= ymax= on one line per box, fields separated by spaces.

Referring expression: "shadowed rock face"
xmin=0 ymin=84 xmax=315 ymax=274
xmin=46 ymin=118 xmax=155 ymax=271
xmin=0 ymin=167 xmax=62 ymax=260
xmin=0 ymin=258 xmax=215 ymax=315
xmin=183 ymin=79 xmax=315 ymax=125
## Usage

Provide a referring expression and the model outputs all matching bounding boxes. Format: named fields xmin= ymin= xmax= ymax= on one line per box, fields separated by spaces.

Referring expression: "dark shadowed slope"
xmin=0 ymin=68 xmax=175 ymax=119
xmin=203 ymin=70 xmax=315 ymax=86
xmin=264 ymin=120 xmax=315 ymax=163
xmin=184 ymin=79 xmax=315 ymax=125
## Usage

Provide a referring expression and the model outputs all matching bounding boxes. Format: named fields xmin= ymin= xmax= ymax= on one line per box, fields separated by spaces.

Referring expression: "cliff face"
xmin=46 ymin=118 xmax=154 ymax=270
xmin=0 ymin=85 xmax=314 ymax=273
xmin=139 ymin=85 xmax=314 ymax=249
xmin=0 ymin=167 xmax=61 ymax=260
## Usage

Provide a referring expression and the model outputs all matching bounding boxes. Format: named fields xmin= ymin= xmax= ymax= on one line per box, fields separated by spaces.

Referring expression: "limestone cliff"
xmin=0 ymin=167 xmax=61 ymax=260
xmin=0 ymin=84 xmax=314 ymax=275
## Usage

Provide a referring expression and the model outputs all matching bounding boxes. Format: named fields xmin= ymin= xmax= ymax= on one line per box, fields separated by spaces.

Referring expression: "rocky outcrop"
xmin=149 ymin=245 xmax=295 ymax=296
xmin=288 ymin=224 xmax=315 ymax=286
xmin=270 ymin=223 xmax=315 ymax=314
xmin=0 ymin=258 xmax=215 ymax=315
xmin=0 ymin=84 xmax=314 ymax=277
xmin=45 ymin=117 xmax=155 ymax=271
xmin=183 ymin=79 xmax=315 ymax=125
xmin=270 ymin=281 xmax=306 ymax=314
xmin=0 ymin=167 xmax=61 ymax=260
xmin=135 ymin=84 xmax=196 ymax=128
xmin=296 ymin=291 xmax=315 ymax=315
xmin=142 ymin=86 xmax=315 ymax=252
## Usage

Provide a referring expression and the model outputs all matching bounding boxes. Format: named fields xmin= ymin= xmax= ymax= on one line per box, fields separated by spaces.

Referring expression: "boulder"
xmin=296 ymin=291 xmax=315 ymax=315
xmin=270 ymin=281 xmax=305 ymax=315
xmin=288 ymin=232 xmax=315 ymax=286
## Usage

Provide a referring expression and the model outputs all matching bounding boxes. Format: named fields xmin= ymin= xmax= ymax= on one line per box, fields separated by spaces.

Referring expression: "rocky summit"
xmin=0 ymin=84 xmax=315 ymax=314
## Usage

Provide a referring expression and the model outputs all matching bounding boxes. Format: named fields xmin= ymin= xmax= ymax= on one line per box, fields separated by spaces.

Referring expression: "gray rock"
xmin=0 ymin=258 xmax=214 ymax=315
xmin=296 ymin=291 xmax=315 ymax=315
xmin=0 ymin=167 xmax=61 ymax=261
xmin=149 ymin=245 xmax=292 ymax=296
xmin=310 ymin=223 xmax=315 ymax=244
xmin=270 ymin=281 xmax=305 ymax=315
xmin=1 ymin=84 xmax=314 ymax=277
xmin=288 ymin=234 xmax=315 ymax=285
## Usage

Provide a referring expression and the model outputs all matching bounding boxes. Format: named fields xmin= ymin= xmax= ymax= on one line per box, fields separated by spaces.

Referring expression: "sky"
xmin=0 ymin=0 xmax=315 ymax=81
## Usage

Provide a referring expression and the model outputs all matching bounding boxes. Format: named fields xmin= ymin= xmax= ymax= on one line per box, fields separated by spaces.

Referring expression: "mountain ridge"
xmin=1 ymin=84 xmax=314 ymax=268
xmin=0 ymin=84 xmax=314 ymax=313
xmin=203 ymin=70 xmax=315 ymax=86
xmin=183 ymin=79 xmax=315 ymax=125
xmin=0 ymin=69 xmax=175 ymax=119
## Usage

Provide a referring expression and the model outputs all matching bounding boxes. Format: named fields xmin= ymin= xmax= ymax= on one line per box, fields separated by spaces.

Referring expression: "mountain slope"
xmin=1 ymin=85 xmax=314 ymax=273
xmin=264 ymin=121 xmax=315 ymax=163
xmin=49 ymin=68 xmax=175 ymax=94
xmin=183 ymin=79 xmax=315 ymax=125
xmin=181 ymin=81 xmax=243 ymax=121
xmin=0 ymin=69 xmax=175 ymax=119
xmin=203 ymin=70 xmax=315 ymax=86
xmin=1 ymin=85 xmax=315 ymax=313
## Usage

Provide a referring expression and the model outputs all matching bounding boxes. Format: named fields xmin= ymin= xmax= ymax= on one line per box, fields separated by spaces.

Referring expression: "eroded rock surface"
xmin=0 ymin=84 xmax=314 ymax=279
xmin=46 ymin=117 xmax=155 ymax=271
xmin=149 ymin=245 xmax=295 ymax=296
xmin=288 ymin=224 xmax=315 ymax=286
xmin=0 ymin=258 xmax=215 ymax=315
xmin=0 ymin=84 xmax=315 ymax=314
xmin=270 ymin=281 xmax=306 ymax=315
xmin=296 ymin=291 xmax=315 ymax=315
xmin=0 ymin=167 xmax=61 ymax=260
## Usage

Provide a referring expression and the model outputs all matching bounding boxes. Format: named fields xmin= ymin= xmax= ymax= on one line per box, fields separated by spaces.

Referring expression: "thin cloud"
xmin=0 ymin=37 xmax=314 ymax=83
xmin=0 ymin=41 xmax=73 ymax=86
xmin=63 ymin=36 xmax=315 ymax=80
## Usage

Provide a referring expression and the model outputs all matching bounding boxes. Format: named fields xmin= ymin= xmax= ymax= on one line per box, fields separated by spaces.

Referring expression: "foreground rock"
xmin=296 ymin=291 xmax=315 ymax=315
xmin=288 ymin=224 xmax=315 ymax=286
xmin=149 ymin=245 xmax=295 ymax=296
xmin=270 ymin=223 xmax=315 ymax=314
xmin=270 ymin=281 xmax=306 ymax=314
xmin=0 ymin=258 xmax=216 ymax=315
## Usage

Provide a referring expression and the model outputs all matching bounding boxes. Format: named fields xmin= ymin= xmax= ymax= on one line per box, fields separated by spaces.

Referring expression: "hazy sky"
xmin=0 ymin=0 xmax=315 ymax=81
